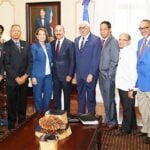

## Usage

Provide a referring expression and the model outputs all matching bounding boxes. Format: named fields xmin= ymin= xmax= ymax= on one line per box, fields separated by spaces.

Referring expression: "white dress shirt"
xmin=55 ymin=37 xmax=64 ymax=51
xmin=42 ymin=45 xmax=51 ymax=75
xmin=79 ymin=33 xmax=90 ymax=49
xmin=115 ymin=45 xmax=137 ymax=91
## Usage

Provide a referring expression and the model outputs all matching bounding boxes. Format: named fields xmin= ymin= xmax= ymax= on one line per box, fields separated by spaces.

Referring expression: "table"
xmin=0 ymin=114 xmax=102 ymax=150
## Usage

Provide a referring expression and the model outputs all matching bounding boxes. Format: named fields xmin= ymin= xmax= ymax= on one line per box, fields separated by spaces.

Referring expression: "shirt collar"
xmin=146 ymin=36 xmax=150 ymax=41
xmin=81 ymin=32 xmax=90 ymax=41
xmin=12 ymin=39 xmax=20 ymax=43
xmin=57 ymin=37 xmax=64 ymax=43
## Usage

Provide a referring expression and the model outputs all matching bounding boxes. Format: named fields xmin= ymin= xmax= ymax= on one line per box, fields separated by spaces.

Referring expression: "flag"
xmin=47 ymin=7 xmax=54 ymax=36
xmin=82 ymin=0 xmax=90 ymax=22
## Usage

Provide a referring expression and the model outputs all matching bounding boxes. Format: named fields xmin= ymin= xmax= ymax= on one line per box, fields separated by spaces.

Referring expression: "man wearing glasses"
xmin=74 ymin=21 xmax=101 ymax=114
xmin=136 ymin=19 xmax=150 ymax=144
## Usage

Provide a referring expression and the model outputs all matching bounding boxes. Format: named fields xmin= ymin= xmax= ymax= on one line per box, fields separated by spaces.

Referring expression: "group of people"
xmin=0 ymin=19 xmax=150 ymax=144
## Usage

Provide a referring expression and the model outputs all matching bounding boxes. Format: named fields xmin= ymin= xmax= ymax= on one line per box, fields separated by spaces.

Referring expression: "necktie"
xmin=101 ymin=39 xmax=105 ymax=48
xmin=139 ymin=38 xmax=147 ymax=56
xmin=15 ymin=41 xmax=21 ymax=52
xmin=80 ymin=37 xmax=85 ymax=50
xmin=55 ymin=40 xmax=60 ymax=57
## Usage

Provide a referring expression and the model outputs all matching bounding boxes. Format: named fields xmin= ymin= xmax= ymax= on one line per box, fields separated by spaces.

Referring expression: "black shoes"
xmin=144 ymin=136 xmax=150 ymax=144
xmin=115 ymin=128 xmax=131 ymax=136
xmin=137 ymin=131 xmax=147 ymax=137
xmin=8 ymin=124 xmax=15 ymax=131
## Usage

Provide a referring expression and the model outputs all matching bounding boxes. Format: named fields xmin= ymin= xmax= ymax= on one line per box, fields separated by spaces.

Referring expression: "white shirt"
xmin=115 ymin=45 xmax=137 ymax=91
xmin=42 ymin=45 xmax=51 ymax=75
xmin=79 ymin=33 xmax=90 ymax=49
xmin=41 ymin=19 xmax=44 ymax=26
xmin=55 ymin=37 xmax=64 ymax=53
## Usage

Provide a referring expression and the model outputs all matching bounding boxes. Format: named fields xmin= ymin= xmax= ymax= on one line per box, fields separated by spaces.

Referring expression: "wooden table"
xmin=0 ymin=114 xmax=102 ymax=150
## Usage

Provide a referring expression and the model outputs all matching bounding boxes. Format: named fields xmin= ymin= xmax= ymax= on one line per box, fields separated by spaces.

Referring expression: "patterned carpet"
xmin=101 ymin=127 xmax=150 ymax=150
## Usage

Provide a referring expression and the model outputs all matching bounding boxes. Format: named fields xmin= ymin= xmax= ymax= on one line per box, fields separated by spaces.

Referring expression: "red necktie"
xmin=55 ymin=40 xmax=60 ymax=57
xmin=140 ymin=38 xmax=147 ymax=56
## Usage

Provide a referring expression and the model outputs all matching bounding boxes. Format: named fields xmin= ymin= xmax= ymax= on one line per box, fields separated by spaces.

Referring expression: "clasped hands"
xmin=15 ymin=74 xmax=28 ymax=85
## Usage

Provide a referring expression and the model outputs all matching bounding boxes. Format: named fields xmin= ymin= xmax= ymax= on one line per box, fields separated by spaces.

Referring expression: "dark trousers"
xmin=6 ymin=84 xmax=27 ymax=129
xmin=53 ymin=77 xmax=71 ymax=113
xmin=33 ymin=75 xmax=53 ymax=113
xmin=99 ymin=74 xmax=117 ymax=125
xmin=118 ymin=89 xmax=137 ymax=132
xmin=77 ymin=78 xmax=97 ymax=114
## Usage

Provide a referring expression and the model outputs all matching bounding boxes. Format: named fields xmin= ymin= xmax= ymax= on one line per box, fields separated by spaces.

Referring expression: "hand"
xmin=128 ymin=90 xmax=134 ymax=99
xmin=66 ymin=75 xmax=72 ymax=82
xmin=0 ymin=75 xmax=3 ymax=81
xmin=86 ymin=74 xmax=93 ymax=83
xmin=15 ymin=74 xmax=28 ymax=85
xmin=32 ymin=77 xmax=37 ymax=85
xmin=20 ymin=74 xmax=28 ymax=84
xmin=15 ymin=77 xmax=23 ymax=85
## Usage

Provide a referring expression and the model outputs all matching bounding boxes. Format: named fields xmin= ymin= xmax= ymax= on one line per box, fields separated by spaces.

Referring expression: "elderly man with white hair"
xmin=74 ymin=21 xmax=101 ymax=114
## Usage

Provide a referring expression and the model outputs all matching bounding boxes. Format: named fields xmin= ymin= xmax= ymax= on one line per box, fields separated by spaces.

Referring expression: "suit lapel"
xmin=77 ymin=34 xmax=91 ymax=52
xmin=138 ymin=40 xmax=150 ymax=61
xmin=83 ymin=34 xmax=91 ymax=49
xmin=59 ymin=38 xmax=66 ymax=55
xmin=10 ymin=40 xmax=21 ymax=54
xmin=103 ymin=35 xmax=112 ymax=48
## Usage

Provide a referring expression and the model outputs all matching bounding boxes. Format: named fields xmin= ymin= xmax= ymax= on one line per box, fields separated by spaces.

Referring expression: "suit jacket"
xmin=99 ymin=35 xmax=119 ymax=80
xmin=136 ymin=38 xmax=150 ymax=91
xmin=3 ymin=39 xmax=33 ymax=86
xmin=31 ymin=42 xmax=53 ymax=78
xmin=0 ymin=44 xmax=4 ymax=75
xmin=75 ymin=33 xmax=101 ymax=80
xmin=51 ymin=38 xmax=75 ymax=81
xmin=35 ymin=18 xmax=52 ymax=36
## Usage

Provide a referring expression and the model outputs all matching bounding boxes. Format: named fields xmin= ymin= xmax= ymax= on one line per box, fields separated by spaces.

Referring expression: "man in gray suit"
xmin=99 ymin=21 xmax=119 ymax=130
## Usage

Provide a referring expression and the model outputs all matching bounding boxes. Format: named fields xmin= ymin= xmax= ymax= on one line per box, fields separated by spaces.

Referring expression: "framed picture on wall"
xmin=26 ymin=2 xmax=61 ymax=44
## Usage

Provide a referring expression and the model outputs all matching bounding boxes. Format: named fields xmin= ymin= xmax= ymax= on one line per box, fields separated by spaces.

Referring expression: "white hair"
xmin=79 ymin=21 xmax=90 ymax=28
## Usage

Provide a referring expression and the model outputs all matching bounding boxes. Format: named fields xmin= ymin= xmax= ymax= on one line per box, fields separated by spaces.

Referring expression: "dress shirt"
xmin=55 ymin=37 xmax=64 ymax=52
xmin=79 ymin=32 xmax=90 ymax=49
xmin=41 ymin=19 xmax=44 ymax=26
xmin=101 ymin=36 xmax=109 ymax=48
xmin=42 ymin=45 xmax=51 ymax=75
xmin=115 ymin=45 xmax=137 ymax=91
xmin=13 ymin=40 xmax=20 ymax=45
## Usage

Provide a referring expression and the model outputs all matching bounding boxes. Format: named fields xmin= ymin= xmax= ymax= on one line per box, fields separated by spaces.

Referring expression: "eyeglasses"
xmin=138 ymin=26 xmax=150 ymax=31
xmin=79 ymin=26 xmax=86 ymax=30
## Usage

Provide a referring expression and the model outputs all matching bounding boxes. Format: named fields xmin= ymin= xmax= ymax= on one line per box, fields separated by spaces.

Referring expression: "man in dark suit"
xmin=74 ymin=21 xmax=101 ymax=114
xmin=99 ymin=21 xmax=119 ymax=130
xmin=3 ymin=24 xmax=33 ymax=130
xmin=35 ymin=9 xmax=52 ymax=37
xmin=51 ymin=25 xmax=75 ymax=113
